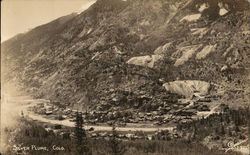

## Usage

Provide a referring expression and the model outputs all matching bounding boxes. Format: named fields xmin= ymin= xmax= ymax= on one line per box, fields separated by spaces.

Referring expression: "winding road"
xmin=4 ymin=95 xmax=174 ymax=132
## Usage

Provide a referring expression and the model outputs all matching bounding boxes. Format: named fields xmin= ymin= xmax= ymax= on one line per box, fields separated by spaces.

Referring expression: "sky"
xmin=1 ymin=0 xmax=96 ymax=42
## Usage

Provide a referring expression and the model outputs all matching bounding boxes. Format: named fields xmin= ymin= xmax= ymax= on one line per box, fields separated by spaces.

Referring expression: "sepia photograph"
xmin=1 ymin=0 xmax=250 ymax=154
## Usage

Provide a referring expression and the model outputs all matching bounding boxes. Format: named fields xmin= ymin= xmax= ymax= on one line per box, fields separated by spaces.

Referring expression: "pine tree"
xmin=235 ymin=125 xmax=240 ymax=132
xmin=247 ymin=107 xmax=250 ymax=139
xmin=226 ymin=113 xmax=230 ymax=124
xmin=192 ymin=122 xmax=197 ymax=140
xmin=109 ymin=125 xmax=125 ymax=155
xmin=74 ymin=112 xmax=91 ymax=155
xmin=220 ymin=125 xmax=225 ymax=135
xmin=21 ymin=110 xmax=24 ymax=118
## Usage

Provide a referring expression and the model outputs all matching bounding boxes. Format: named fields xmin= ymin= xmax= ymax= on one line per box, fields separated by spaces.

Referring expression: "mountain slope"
xmin=2 ymin=0 xmax=250 ymax=112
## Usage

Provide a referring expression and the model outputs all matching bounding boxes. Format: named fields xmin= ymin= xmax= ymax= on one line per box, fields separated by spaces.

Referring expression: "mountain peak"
xmin=90 ymin=0 xmax=128 ymax=12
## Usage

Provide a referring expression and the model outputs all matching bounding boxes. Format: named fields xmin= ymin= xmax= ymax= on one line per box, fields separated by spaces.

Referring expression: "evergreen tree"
xmin=192 ymin=122 xmax=197 ymax=140
xmin=109 ymin=124 xmax=125 ymax=155
xmin=235 ymin=125 xmax=240 ymax=132
xmin=200 ymin=116 xmax=205 ymax=125
xmin=220 ymin=125 xmax=225 ymax=135
xmin=74 ymin=112 xmax=91 ymax=155
xmin=247 ymin=107 xmax=250 ymax=139
xmin=21 ymin=110 xmax=24 ymax=118
xmin=225 ymin=114 xmax=231 ymax=124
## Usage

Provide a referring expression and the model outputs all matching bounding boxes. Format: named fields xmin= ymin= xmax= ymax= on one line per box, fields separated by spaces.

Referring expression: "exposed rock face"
xmin=196 ymin=44 xmax=217 ymax=60
xmin=163 ymin=80 xmax=211 ymax=98
xmin=127 ymin=55 xmax=163 ymax=68
xmin=180 ymin=14 xmax=202 ymax=22
xmin=173 ymin=45 xmax=202 ymax=66
xmin=154 ymin=42 xmax=173 ymax=55
xmin=191 ymin=28 xmax=208 ymax=36
xmin=126 ymin=42 xmax=172 ymax=68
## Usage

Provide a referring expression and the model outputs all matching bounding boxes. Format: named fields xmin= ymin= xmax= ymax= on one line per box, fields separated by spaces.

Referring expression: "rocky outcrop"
xmin=127 ymin=55 xmax=163 ymax=68
xmin=163 ymin=80 xmax=211 ymax=98
xmin=180 ymin=14 xmax=201 ymax=22
xmin=154 ymin=42 xmax=173 ymax=55
xmin=173 ymin=45 xmax=202 ymax=66
xmin=126 ymin=42 xmax=173 ymax=68
xmin=196 ymin=44 xmax=217 ymax=60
